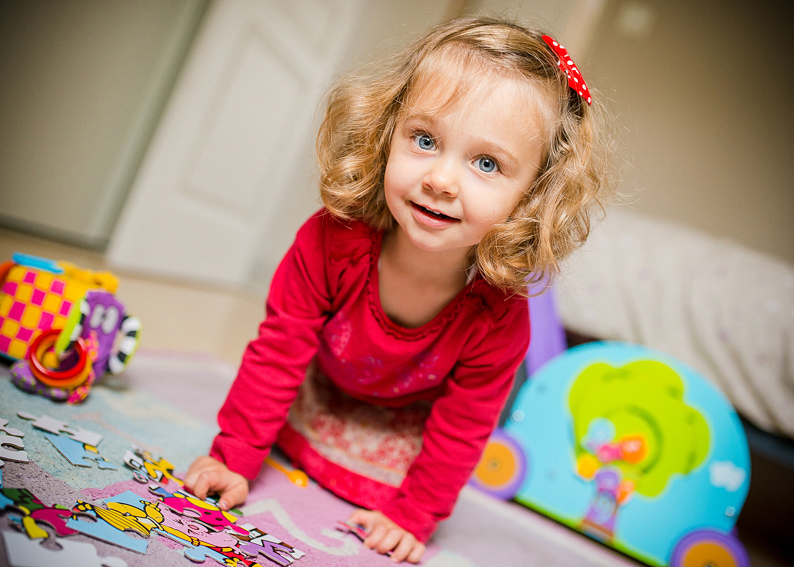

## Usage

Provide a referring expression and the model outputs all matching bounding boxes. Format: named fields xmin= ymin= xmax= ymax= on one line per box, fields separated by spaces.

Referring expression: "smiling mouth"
xmin=412 ymin=202 xmax=457 ymax=221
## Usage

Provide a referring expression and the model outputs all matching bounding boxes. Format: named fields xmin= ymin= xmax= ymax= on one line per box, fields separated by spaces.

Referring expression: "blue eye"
xmin=475 ymin=157 xmax=498 ymax=173
xmin=414 ymin=133 xmax=435 ymax=151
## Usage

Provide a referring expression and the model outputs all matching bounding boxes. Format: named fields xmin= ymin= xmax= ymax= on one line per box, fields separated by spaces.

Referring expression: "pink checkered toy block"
xmin=0 ymin=266 xmax=78 ymax=361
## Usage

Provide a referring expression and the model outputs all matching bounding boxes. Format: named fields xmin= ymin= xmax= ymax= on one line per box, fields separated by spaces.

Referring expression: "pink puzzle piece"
xmin=158 ymin=505 xmax=241 ymax=548
xmin=150 ymin=486 xmax=248 ymax=535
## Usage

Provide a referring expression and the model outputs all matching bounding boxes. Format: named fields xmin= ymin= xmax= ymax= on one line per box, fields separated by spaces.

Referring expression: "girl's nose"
xmin=422 ymin=157 xmax=459 ymax=197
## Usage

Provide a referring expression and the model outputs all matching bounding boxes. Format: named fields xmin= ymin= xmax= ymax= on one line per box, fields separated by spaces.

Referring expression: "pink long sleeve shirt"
xmin=210 ymin=210 xmax=529 ymax=541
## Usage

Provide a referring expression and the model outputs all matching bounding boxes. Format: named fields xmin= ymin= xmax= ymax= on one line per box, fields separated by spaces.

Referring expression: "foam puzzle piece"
xmin=150 ymin=485 xmax=247 ymax=535
xmin=182 ymin=544 xmax=231 ymax=564
xmin=45 ymin=432 xmax=96 ymax=467
xmin=240 ymin=524 xmax=306 ymax=563
xmin=123 ymin=446 xmax=183 ymax=485
xmin=239 ymin=538 xmax=300 ymax=566
xmin=0 ymin=433 xmax=28 ymax=464
xmin=336 ymin=520 xmax=369 ymax=542
xmin=0 ymin=488 xmax=44 ymax=540
xmin=0 ymin=487 xmax=40 ymax=512
xmin=62 ymin=487 xmax=306 ymax=565
xmin=17 ymin=411 xmax=104 ymax=446
xmin=101 ymin=489 xmax=154 ymax=509
xmin=122 ymin=450 xmax=145 ymax=472
xmin=97 ymin=458 xmax=118 ymax=470
xmin=26 ymin=506 xmax=77 ymax=538
xmin=67 ymin=493 xmax=160 ymax=554
xmin=62 ymin=424 xmax=103 ymax=447
xmin=0 ymin=416 xmax=27 ymax=466
xmin=17 ymin=411 xmax=71 ymax=435
xmin=2 ymin=530 xmax=127 ymax=567
xmin=0 ymin=417 xmax=25 ymax=438
xmin=73 ymin=490 xmax=244 ymax=564
xmin=44 ymin=432 xmax=117 ymax=469
xmin=154 ymin=526 xmax=243 ymax=564
xmin=66 ymin=512 xmax=150 ymax=554
xmin=1 ymin=486 xmax=77 ymax=538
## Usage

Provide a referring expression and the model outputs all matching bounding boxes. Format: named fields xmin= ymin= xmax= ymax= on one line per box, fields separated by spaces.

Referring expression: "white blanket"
xmin=555 ymin=207 xmax=794 ymax=438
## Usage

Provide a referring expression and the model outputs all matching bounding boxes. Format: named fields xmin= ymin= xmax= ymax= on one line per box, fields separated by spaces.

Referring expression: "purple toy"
xmin=74 ymin=290 xmax=141 ymax=376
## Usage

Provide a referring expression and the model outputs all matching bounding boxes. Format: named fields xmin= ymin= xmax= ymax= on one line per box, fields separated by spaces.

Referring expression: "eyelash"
xmin=412 ymin=132 xmax=435 ymax=151
xmin=473 ymin=156 xmax=500 ymax=174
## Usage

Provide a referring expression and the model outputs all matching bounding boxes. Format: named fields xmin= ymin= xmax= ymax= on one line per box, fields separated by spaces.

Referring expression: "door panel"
xmin=108 ymin=0 xmax=360 ymax=287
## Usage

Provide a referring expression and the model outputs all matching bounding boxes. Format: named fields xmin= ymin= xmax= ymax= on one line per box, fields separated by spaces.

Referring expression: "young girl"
xmin=186 ymin=17 xmax=611 ymax=563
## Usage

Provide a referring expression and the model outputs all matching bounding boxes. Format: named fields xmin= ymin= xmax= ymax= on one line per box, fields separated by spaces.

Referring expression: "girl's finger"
xmin=376 ymin=528 xmax=403 ymax=555
xmin=407 ymin=541 xmax=426 ymax=564
xmin=347 ymin=509 xmax=373 ymax=530
xmin=364 ymin=524 xmax=387 ymax=549
xmin=183 ymin=460 xmax=206 ymax=490
xmin=192 ymin=471 xmax=215 ymax=500
xmin=390 ymin=533 xmax=416 ymax=563
xmin=219 ymin=481 xmax=247 ymax=510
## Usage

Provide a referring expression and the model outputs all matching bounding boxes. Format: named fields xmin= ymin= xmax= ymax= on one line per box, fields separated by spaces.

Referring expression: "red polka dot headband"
xmin=542 ymin=35 xmax=591 ymax=106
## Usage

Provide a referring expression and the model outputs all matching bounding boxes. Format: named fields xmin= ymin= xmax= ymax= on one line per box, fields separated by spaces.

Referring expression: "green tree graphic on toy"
xmin=568 ymin=360 xmax=710 ymax=542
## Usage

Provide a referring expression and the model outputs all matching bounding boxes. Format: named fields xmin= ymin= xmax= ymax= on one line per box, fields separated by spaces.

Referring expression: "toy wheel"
xmin=670 ymin=529 xmax=750 ymax=567
xmin=469 ymin=429 xmax=527 ymax=500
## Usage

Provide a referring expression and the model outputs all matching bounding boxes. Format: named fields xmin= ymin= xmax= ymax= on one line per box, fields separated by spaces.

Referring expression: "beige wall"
xmin=468 ymin=0 xmax=794 ymax=265
xmin=0 ymin=0 xmax=207 ymax=246
xmin=589 ymin=0 xmax=794 ymax=264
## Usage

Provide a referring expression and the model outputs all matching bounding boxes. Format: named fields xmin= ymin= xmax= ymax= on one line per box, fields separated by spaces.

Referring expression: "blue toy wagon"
xmin=470 ymin=341 xmax=751 ymax=567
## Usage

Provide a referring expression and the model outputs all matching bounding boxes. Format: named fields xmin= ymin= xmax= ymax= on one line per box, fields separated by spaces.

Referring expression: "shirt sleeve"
xmin=380 ymin=297 xmax=530 ymax=542
xmin=210 ymin=212 xmax=332 ymax=479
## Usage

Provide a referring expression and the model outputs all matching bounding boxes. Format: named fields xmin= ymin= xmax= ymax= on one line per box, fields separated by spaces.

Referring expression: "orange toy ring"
xmin=29 ymin=329 xmax=86 ymax=379
xmin=28 ymin=329 xmax=91 ymax=388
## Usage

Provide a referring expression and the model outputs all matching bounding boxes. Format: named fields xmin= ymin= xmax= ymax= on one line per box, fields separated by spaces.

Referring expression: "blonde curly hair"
xmin=317 ymin=17 xmax=614 ymax=294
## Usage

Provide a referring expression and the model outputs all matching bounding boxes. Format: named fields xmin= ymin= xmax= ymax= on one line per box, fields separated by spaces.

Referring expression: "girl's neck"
xmin=377 ymin=227 xmax=473 ymax=329
xmin=381 ymin=227 xmax=471 ymax=291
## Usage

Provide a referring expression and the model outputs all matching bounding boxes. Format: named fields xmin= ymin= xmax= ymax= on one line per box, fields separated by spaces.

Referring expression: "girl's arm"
xmin=379 ymin=300 xmax=530 ymax=542
xmin=209 ymin=212 xmax=333 ymax=480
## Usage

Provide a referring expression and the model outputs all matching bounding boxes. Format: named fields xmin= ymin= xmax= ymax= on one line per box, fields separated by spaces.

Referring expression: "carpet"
xmin=0 ymin=350 xmax=641 ymax=567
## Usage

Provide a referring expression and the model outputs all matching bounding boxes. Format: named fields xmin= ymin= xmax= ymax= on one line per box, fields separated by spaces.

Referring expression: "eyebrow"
xmin=474 ymin=138 xmax=519 ymax=170
xmin=401 ymin=111 xmax=437 ymax=128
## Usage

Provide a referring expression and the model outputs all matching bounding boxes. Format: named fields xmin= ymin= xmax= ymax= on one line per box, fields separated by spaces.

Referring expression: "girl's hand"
xmin=348 ymin=509 xmax=426 ymax=564
xmin=184 ymin=455 xmax=249 ymax=511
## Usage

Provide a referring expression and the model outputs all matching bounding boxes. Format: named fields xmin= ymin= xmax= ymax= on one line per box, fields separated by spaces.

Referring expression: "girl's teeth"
xmin=422 ymin=206 xmax=448 ymax=219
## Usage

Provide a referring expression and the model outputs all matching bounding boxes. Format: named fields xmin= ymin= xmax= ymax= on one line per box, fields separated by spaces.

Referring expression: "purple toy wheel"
xmin=670 ymin=528 xmax=750 ymax=567
xmin=468 ymin=429 xmax=528 ymax=500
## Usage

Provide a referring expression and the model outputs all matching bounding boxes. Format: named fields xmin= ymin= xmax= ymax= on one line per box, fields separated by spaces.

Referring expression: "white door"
xmin=107 ymin=0 xmax=361 ymax=288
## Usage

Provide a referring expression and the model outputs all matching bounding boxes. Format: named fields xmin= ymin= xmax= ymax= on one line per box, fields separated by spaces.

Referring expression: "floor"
xmin=1 ymin=227 xmax=791 ymax=567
